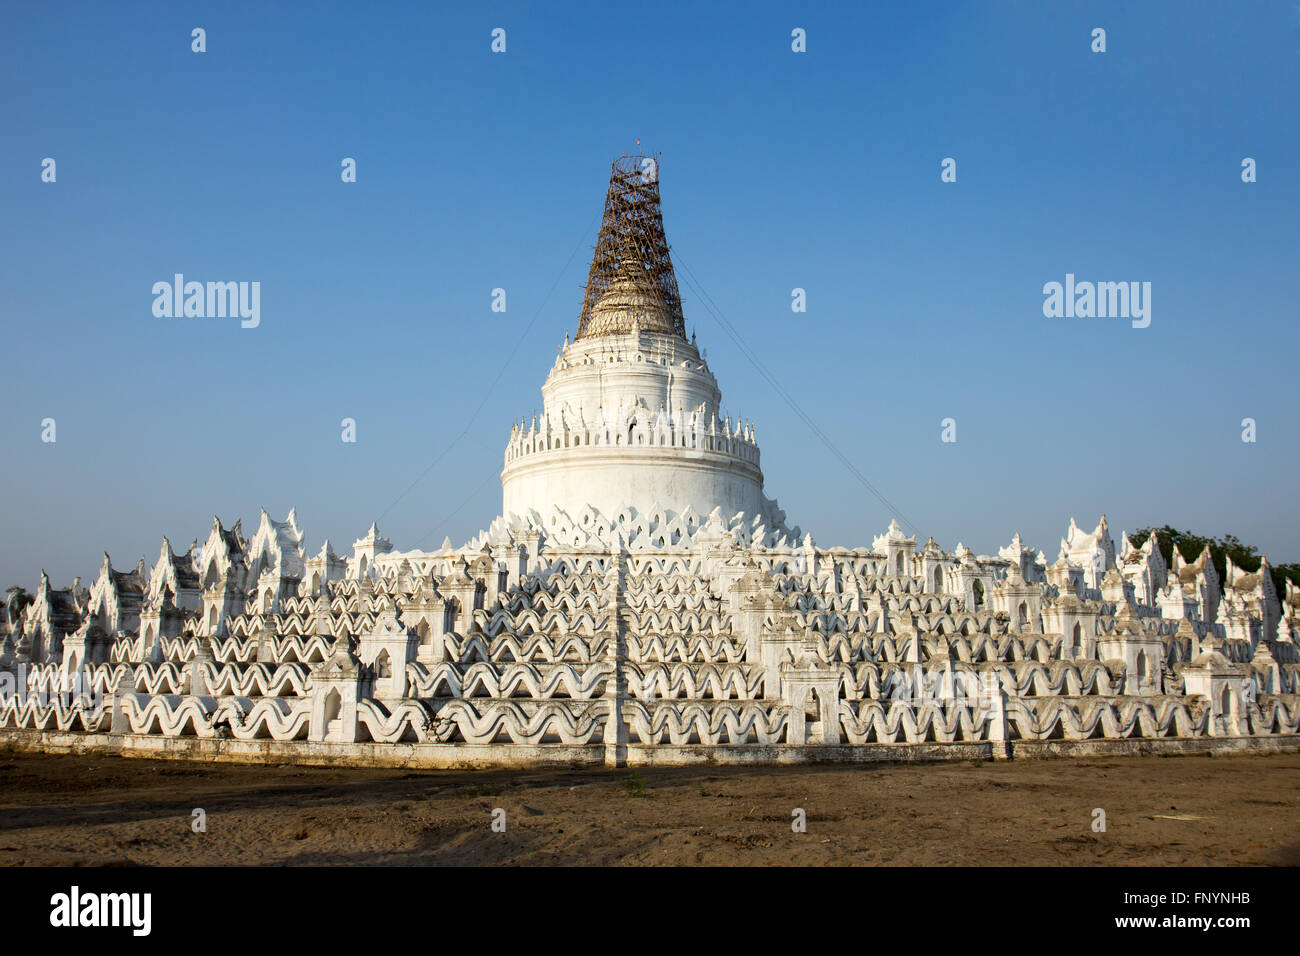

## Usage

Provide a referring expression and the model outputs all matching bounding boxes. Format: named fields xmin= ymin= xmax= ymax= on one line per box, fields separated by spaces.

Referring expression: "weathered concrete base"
xmin=626 ymin=742 xmax=996 ymax=766
xmin=0 ymin=730 xmax=602 ymax=770
xmin=1 ymin=728 xmax=1295 ymax=770
xmin=1009 ymin=734 xmax=1300 ymax=760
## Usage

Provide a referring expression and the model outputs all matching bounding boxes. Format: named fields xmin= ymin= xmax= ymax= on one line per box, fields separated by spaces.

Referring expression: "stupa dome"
xmin=580 ymin=263 xmax=677 ymax=337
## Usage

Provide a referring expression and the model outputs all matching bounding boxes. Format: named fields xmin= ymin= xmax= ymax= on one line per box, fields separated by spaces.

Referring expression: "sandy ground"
xmin=0 ymin=749 xmax=1295 ymax=865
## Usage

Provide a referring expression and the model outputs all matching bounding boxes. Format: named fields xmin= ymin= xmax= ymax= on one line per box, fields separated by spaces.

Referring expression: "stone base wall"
xmin=1 ymin=728 xmax=1294 ymax=770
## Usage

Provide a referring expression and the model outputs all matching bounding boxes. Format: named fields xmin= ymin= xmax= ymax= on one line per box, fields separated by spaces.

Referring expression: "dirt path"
xmin=0 ymin=750 xmax=1295 ymax=865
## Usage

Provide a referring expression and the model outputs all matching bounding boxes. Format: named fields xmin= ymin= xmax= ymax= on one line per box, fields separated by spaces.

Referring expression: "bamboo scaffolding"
xmin=575 ymin=153 xmax=687 ymax=340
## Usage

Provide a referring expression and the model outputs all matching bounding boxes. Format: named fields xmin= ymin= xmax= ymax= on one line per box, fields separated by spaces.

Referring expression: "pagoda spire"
xmin=575 ymin=153 xmax=687 ymax=341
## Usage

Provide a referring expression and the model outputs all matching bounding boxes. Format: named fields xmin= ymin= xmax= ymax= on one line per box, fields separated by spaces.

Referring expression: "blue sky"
xmin=1 ymin=0 xmax=1297 ymax=589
